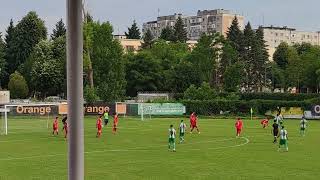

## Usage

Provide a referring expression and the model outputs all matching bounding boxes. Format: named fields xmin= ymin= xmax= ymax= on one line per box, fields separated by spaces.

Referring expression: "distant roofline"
xmin=260 ymin=26 xmax=296 ymax=31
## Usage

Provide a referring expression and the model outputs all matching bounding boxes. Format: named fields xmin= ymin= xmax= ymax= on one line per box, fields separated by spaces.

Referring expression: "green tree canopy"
xmin=159 ymin=26 xmax=175 ymax=41
xmin=223 ymin=62 xmax=244 ymax=92
xmin=174 ymin=16 xmax=188 ymax=42
xmin=226 ymin=16 xmax=243 ymax=53
xmin=273 ymin=42 xmax=290 ymax=69
xmin=125 ymin=20 xmax=141 ymax=39
xmin=51 ymin=19 xmax=66 ymax=40
xmin=142 ymin=29 xmax=154 ymax=49
xmin=8 ymin=71 xmax=29 ymax=98
xmin=3 ymin=19 xmax=15 ymax=88
xmin=27 ymin=40 xmax=64 ymax=98
xmin=0 ymin=33 xmax=6 ymax=89
xmin=8 ymin=11 xmax=47 ymax=75
xmin=125 ymin=52 xmax=162 ymax=97
xmin=91 ymin=21 xmax=126 ymax=101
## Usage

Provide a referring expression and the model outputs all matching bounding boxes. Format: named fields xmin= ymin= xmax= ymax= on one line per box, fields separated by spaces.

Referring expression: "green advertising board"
xmin=138 ymin=103 xmax=186 ymax=115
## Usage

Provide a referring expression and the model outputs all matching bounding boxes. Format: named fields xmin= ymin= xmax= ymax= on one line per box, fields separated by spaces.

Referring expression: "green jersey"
xmin=103 ymin=112 xmax=109 ymax=120
xmin=300 ymin=119 xmax=307 ymax=128
xmin=279 ymin=129 xmax=288 ymax=140
xmin=179 ymin=123 xmax=186 ymax=133
xmin=168 ymin=128 xmax=176 ymax=139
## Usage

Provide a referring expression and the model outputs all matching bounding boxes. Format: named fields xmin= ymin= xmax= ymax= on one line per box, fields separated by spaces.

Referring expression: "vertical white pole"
xmin=67 ymin=0 xmax=84 ymax=180
xmin=141 ymin=103 xmax=144 ymax=121
xmin=4 ymin=105 xmax=7 ymax=135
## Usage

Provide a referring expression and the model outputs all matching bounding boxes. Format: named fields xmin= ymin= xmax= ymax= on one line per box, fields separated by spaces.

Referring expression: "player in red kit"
xmin=113 ymin=113 xmax=119 ymax=134
xmin=189 ymin=112 xmax=195 ymax=130
xmin=52 ymin=116 xmax=59 ymax=136
xmin=235 ymin=118 xmax=243 ymax=137
xmin=261 ymin=117 xmax=269 ymax=128
xmin=62 ymin=120 xmax=68 ymax=139
xmin=96 ymin=115 xmax=103 ymax=138
xmin=190 ymin=112 xmax=200 ymax=134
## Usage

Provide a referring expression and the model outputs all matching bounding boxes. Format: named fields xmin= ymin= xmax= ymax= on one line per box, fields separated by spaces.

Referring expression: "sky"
xmin=0 ymin=0 xmax=319 ymax=36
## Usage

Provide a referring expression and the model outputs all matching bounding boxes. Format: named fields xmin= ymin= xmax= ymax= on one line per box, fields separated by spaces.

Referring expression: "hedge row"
xmin=181 ymin=100 xmax=312 ymax=116
xmin=239 ymin=93 xmax=319 ymax=101
xmin=173 ymin=92 xmax=319 ymax=101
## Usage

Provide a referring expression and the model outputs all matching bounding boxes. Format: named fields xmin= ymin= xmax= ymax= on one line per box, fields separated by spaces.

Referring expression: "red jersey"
xmin=235 ymin=120 xmax=243 ymax=129
xmin=113 ymin=115 xmax=119 ymax=126
xmin=53 ymin=119 xmax=59 ymax=129
xmin=96 ymin=118 xmax=102 ymax=129
xmin=261 ymin=119 xmax=268 ymax=125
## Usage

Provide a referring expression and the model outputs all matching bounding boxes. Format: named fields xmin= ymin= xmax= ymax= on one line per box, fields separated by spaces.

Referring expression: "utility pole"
xmin=67 ymin=0 xmax=84 ymax=179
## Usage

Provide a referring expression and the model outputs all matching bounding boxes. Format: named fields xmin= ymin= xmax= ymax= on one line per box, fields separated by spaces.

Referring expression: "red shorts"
xmin=236 ymin=128 xmax=242 ymax=134
xmin=191 ymin=124 xmax=197 ymax=128
xmin=53 ymin=128 xmax=58 ymax=131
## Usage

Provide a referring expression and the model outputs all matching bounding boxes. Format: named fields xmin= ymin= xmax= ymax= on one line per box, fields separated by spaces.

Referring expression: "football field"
xmin=0 ymin=116 xmax=319 ymax=180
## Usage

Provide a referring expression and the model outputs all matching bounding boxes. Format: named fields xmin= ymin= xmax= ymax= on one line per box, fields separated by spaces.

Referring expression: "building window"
xmin=126 ymin=46 xmax=135 ymax=51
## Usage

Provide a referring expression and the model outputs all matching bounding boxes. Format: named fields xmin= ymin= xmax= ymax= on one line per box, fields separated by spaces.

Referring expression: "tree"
xmin=226 ymin=16 xmax=244 ymax=53
xmin=7 ymin=11 xmax=47 ymax=75
xmin=159 ymin=27 xmax=175 ymax=41
xmin=223 ymin=62 xmax=244 ymax=92
xmin=255 ymin=27 xmax=269 ymax=89
xmin=8 ymin=71 xmax=29 ymax=98
xmin=91 ymin=21 xmax=126 ymax=101
xmin=2 ymin=19 xmax=15 ymax=88
xmin=51 ymin=19 xmax=66 ymax=40
xmin=142 ymin=29 xmax=154 ymax=49
xmin=0 ymin=33 xmax=6 ymax=89
xmin=83 ymin=20 xmax=94 ymax=88
xmin=167 ymin=61 xmax=201 ymax=93
xmin=187 ymin=33 xmax=222 ymax=86
xmin=28 ymin=40 xmax=65 ymax=98
xmin=125 ymin=20 xmax=141 ymax=39
xmin=273 ymin=42 xmax=290 ymax=69
xmin=269 ymin=63 xmax=286 ymax=91
xmin=183 ymin=82 xmax=217 ymax=100
xmin=219 ymin=40 xmax=239 ymax=82
xmin=173 ymin=16 xmax=188 ymax=42
xmin=242 ymin=22 xmax=256 ymax=91
xmin=285 ymin=47 xmax=303 ymax=91
xmin=125 ymin=52 xmax=162 ymax=97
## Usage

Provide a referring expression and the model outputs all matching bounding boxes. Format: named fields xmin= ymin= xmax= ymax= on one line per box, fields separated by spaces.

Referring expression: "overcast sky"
xmin=0 ymin=0 xmax=319 ymax=36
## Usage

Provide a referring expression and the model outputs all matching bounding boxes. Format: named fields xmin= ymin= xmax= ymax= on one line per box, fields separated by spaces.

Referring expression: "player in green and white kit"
xmin=300 ymin=116 xmax=308 ymax=137
xmin=275 ymin=113 xmax=283 ymax=126
xmin=278 ymin=126 xmax=288 ymax=152
xmin=168 ymin=125 xmax=176 ymax=152
xmin=179 ymin=120 xmax=187 ymax=143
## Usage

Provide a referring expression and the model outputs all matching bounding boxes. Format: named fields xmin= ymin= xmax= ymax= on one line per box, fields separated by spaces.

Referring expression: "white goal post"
xmin=1 ymin=103 xmax=59 ymax=135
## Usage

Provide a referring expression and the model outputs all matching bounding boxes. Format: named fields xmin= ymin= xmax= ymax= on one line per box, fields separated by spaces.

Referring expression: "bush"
xmin=183 ymin=82 xmax=217 ymax=100
xmin=8 ymin=71 xmax=29 ymax=98
xmin=84 ymin=86 xmax=99 ymax=103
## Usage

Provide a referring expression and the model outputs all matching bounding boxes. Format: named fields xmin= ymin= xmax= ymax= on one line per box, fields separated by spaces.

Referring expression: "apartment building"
xmin=260 ymin=26 xmax=320 ymax=60
xmin=142 ymin=9 xmax=244 ymax=40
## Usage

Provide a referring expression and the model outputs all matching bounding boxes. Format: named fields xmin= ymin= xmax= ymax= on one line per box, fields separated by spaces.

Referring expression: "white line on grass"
xmin=0 ymin=137 xmax=249 ymax=161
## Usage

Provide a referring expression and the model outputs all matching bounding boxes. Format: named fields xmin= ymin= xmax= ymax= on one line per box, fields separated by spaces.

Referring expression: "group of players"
xmin=168 ymin=111 xmax=308 ymax=152
xmin=52 ymin=108 xmax=308 ymax=152
xmin=52 ymin=110 xmax=119 ymax=139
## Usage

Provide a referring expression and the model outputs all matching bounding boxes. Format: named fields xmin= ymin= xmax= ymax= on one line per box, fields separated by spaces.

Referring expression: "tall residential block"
xmin=142 ymin=9 xmax=244 ymax=40
xmin=260 ymin=26 xmax=320 ymax=60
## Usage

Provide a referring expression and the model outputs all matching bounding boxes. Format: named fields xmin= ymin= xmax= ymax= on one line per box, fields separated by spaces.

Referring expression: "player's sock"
xmin=173 ymin=143 xmax=176 ymax=151
xmin=168 ymin=143 xmax=171 ymax=150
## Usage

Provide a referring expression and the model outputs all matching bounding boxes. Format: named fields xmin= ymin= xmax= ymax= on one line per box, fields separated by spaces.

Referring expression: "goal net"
xmin=1 ymin=103 xmax=59 ymax=135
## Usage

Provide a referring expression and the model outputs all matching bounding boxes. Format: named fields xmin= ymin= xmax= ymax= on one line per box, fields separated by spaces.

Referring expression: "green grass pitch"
xmin=0 ymin=116 xmax=319 ymax=180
